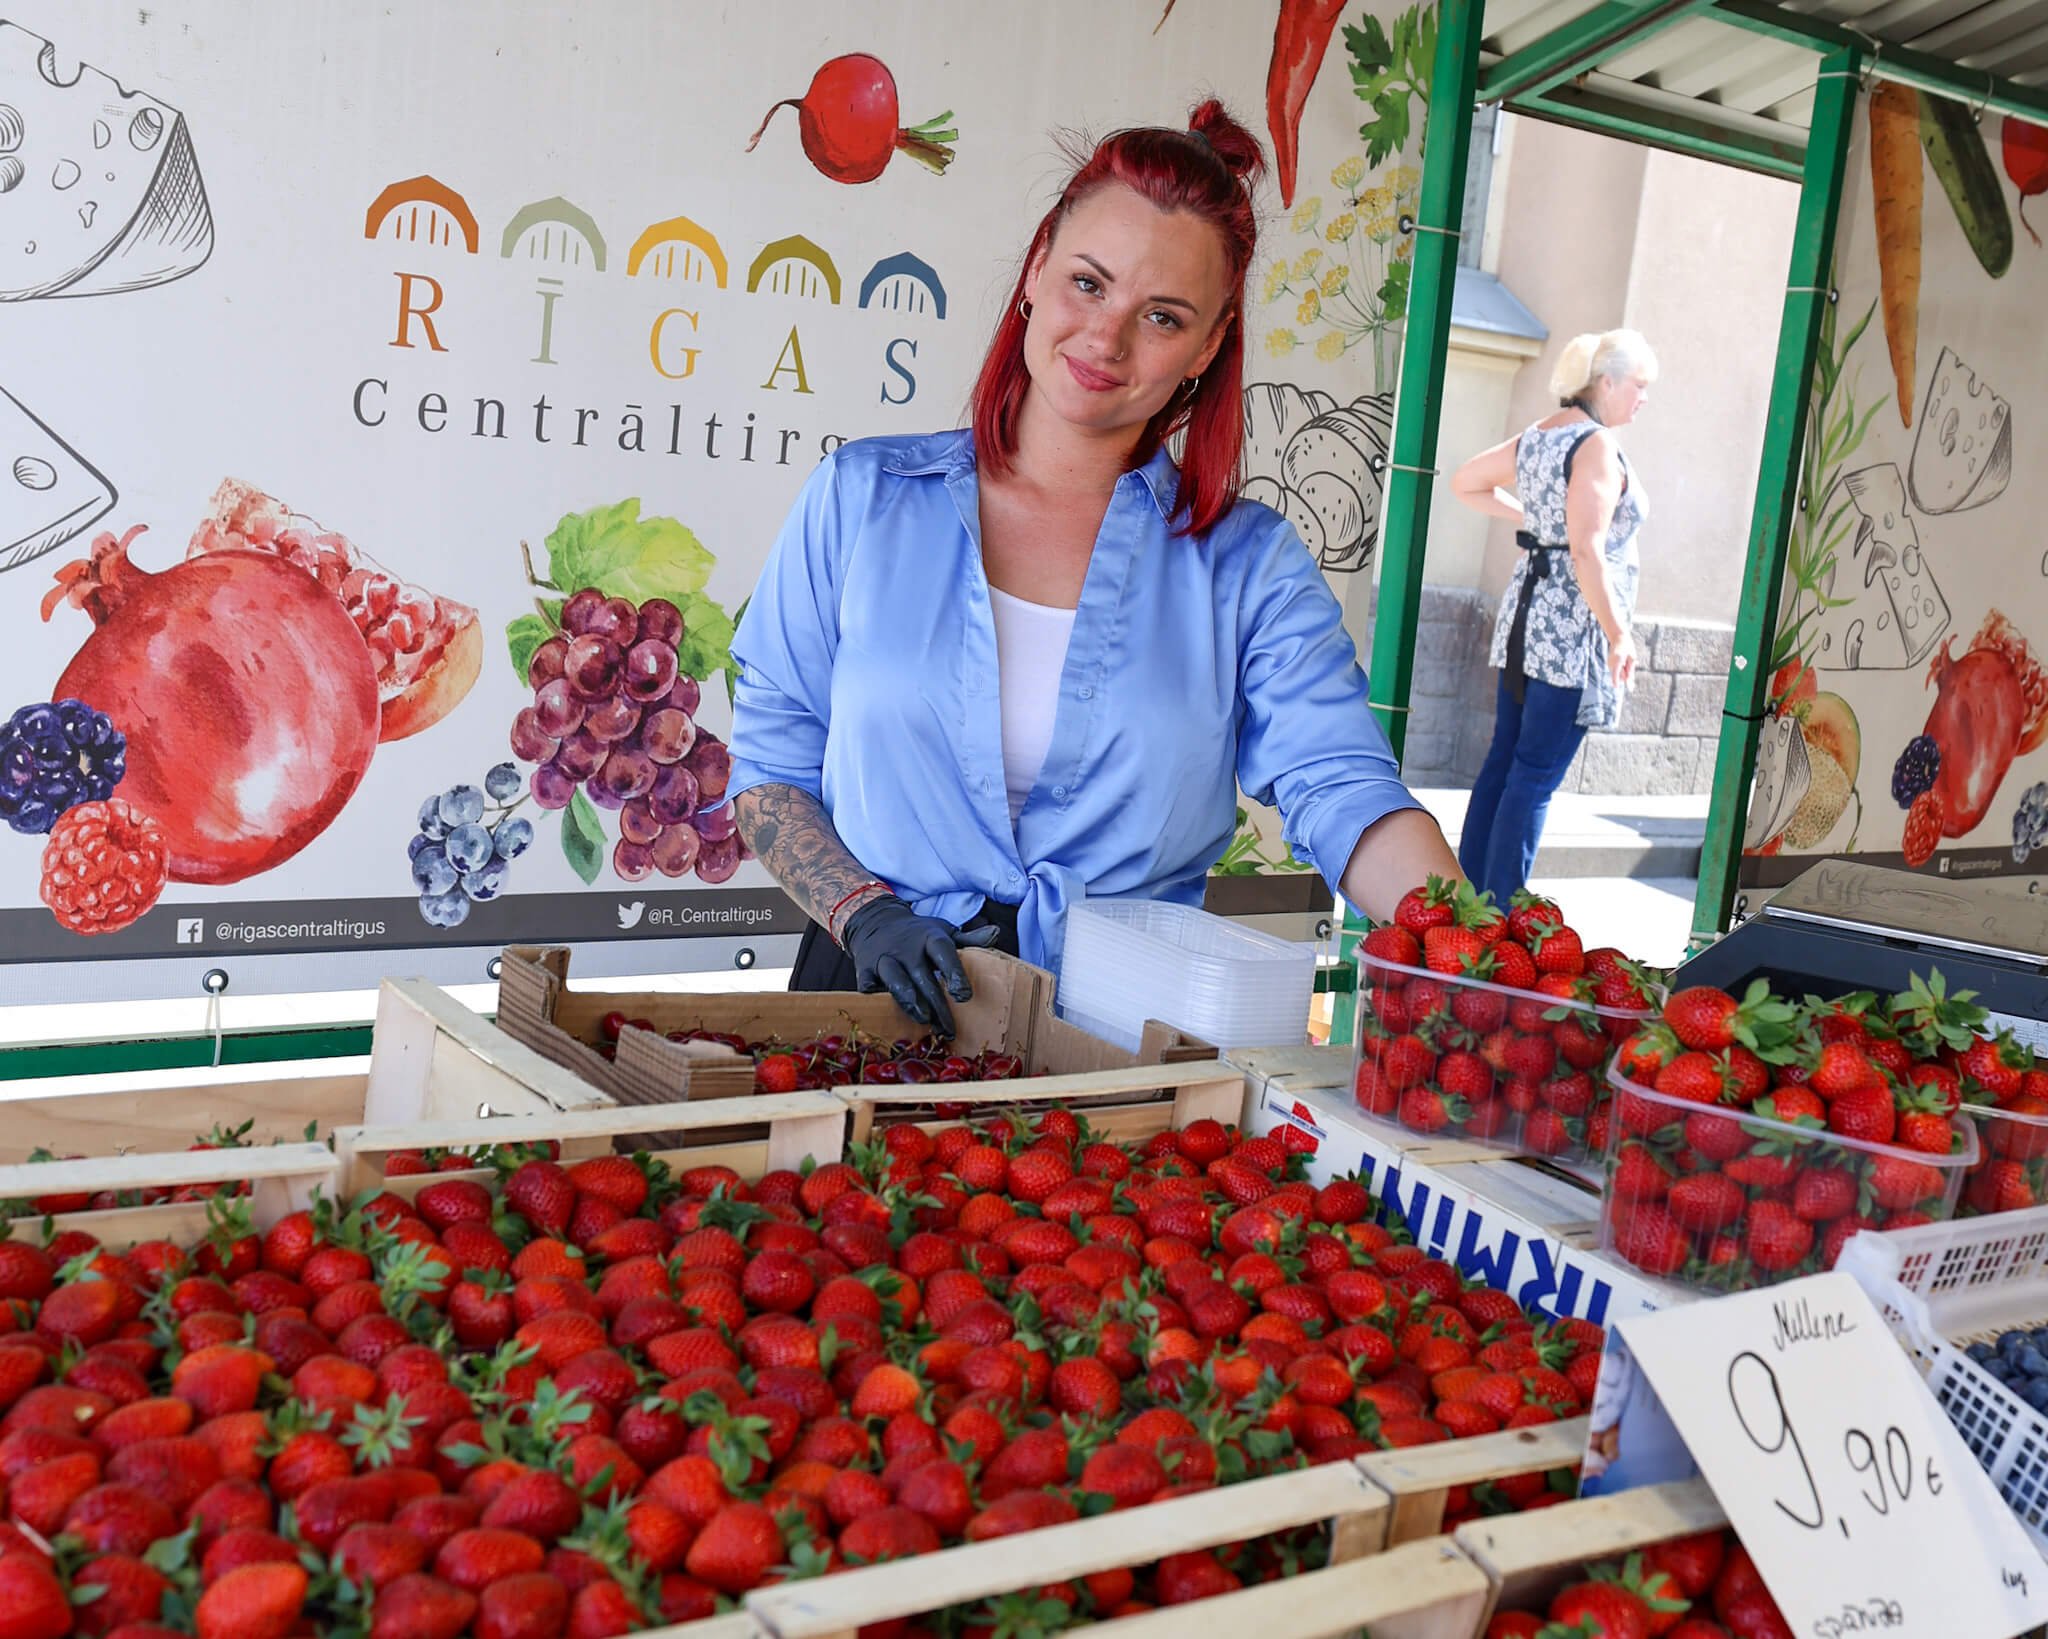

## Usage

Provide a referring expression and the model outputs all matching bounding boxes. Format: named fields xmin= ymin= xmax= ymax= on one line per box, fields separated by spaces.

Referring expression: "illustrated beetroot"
xmin=44 ymin=526 xmax=379 ymax=884
xmin=746 ymin=54 xmax=956 ymax=184
xmin=1923 ymin=638 xmax=2026 ymax=836
xmin=2004 ymin=116 xmax=2048 ymax=247
xmin=189 ymin=478 xmax=480 ymax=743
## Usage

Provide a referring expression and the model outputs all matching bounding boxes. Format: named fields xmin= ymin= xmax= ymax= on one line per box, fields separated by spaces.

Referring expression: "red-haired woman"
xmin=730 ymin=101 xmax=1456 ymax=1030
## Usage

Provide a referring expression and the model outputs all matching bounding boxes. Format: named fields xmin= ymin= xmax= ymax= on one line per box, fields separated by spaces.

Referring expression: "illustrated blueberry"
xmin=439 ymin=784 xmax=485 ymax=828
xmin=418 ymin=794 xmax=449 ymax=841
xmin=493 ymin=816 xmax=534 ymax=860
xmin=484 ymin=761 xmax=523 ymax=802
xmin=462 ymin=858 xmax=511 ymax=902
xmin=419 ymin=887 xmax=472 ymax=928
xmin=446 ymin=823 xmax=494 ymax=872
xmin=411 ymin=843 xmax=458 ymax=897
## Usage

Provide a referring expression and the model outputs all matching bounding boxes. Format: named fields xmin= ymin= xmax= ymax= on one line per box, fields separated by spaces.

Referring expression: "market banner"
xmin=0 ymin=0 xmax=1429 ymax=998
xmin=1742 ymin=82 xmax=2048 ymax=893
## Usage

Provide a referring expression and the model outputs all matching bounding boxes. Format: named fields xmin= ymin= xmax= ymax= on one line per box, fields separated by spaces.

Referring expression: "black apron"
xmin=1503 ymin=424 xmax=1601 ymax=706
xmin=790 ymin=897 xmax=1022 ymax=992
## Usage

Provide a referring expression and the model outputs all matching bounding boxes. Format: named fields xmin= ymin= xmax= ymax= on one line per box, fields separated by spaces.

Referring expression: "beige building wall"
xmin=1451 ymin=116 xmax=1801 ymax=622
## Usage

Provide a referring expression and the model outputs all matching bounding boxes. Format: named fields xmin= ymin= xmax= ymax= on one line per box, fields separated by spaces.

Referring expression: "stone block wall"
xmin=1359 ymin=585 xmax=1735 ymax=796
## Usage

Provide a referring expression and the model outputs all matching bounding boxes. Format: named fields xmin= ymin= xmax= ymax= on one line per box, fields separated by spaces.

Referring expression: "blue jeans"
xmin=1458 ymin=674 xmax=1587 ymax=904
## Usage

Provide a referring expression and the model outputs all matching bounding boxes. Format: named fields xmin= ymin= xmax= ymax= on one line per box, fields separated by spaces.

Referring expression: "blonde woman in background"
xmin=1448 ymin=329 xmax=1657 ymax=902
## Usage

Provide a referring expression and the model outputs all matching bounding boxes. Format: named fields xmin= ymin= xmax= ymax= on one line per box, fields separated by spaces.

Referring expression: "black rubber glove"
xmin=839 ymin=894 xmax=1000 ymax=1036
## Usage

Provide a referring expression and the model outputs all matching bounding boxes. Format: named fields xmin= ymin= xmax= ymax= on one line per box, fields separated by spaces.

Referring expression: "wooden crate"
xmin=494 ymin=943 xmax=1216 ymax=1113
xmin=1454 ymin=1478 xmax=1727 ymax=1627
xmin=0 ymin=977 xmax=611 ymax=1247
xmin=632 ymin=1419 xmax=1585 ymax=1639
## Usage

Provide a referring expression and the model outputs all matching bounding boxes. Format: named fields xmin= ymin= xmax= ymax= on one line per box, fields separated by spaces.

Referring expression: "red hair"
xmin=969 ymin=99 xmax=1266 ymax=536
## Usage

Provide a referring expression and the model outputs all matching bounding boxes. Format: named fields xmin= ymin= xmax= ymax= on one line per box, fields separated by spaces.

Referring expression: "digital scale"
xmin=1679 ymin=860 xmax=2048 ymax=1049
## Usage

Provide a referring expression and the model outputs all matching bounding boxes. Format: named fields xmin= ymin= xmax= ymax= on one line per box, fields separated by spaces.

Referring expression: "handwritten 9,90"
xmin=1729 ymin=1351 xmax=1943 ymax=1540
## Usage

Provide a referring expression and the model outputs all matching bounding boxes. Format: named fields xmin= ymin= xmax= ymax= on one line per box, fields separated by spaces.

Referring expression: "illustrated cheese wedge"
xmin=1745 ymin=711 xmax=1812 ymax=852
xmin=0 ymin=22 xmax=214 ymax=301
xmin=1808 ymin=462 xmax=1950 ymax=671
xmin=0 ymin=386 xmax=114 ymax=573
xmin=1909 ymin=346 xmax=2011 ymax=514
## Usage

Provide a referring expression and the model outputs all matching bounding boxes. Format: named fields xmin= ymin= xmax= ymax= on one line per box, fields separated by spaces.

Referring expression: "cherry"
xmin=600 ymin=1011 xmax=628 ymax=1042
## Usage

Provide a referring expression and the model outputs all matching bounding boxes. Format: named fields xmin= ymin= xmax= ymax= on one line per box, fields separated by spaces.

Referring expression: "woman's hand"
xmin=1608 ymin=628 xmax=1638 ymax=686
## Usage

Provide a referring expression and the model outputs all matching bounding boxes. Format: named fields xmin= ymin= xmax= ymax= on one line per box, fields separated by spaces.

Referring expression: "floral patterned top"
xmin=1487 ymin=419 xmax=1646 ymax=730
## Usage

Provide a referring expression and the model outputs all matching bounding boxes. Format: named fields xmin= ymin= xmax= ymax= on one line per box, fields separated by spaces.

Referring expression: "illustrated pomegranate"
xmin=1923 ymin=637 xmax=2026 ymax=836
xmin=189 ymin=478 xmax=479 ymax=741
xmin=44 ymin=526 xmax=379 ymax=884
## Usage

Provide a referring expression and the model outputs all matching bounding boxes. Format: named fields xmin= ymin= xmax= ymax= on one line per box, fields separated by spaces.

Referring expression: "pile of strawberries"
xmin=1604 ymin=972 xmax=1999 ymax=1289
xmin=1354 ymin=880 xmax=1660 ymax=1161
xmin=1483 ymin=1526 xmax=1790 ymax=1639
xmin=0 ymin=1106 xmax=1605 ymax=1638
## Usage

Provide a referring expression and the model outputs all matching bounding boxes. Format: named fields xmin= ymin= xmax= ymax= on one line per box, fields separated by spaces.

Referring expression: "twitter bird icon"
xmin=616 ymin=902 xmax=645 ymax=930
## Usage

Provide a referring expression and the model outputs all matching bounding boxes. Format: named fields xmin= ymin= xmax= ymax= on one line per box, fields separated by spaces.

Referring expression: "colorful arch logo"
xmin=747 ymin=235 xmax=839 ymax=303
xmin=627 ymin=215 xmax=729 ymax=287
xmin=858 ymin=252 xmax=946 ymax=319
xmin=500 ymin=198 xmax=607 ymax=271
xmin=364 ymin=176 xmax=479 ymax=253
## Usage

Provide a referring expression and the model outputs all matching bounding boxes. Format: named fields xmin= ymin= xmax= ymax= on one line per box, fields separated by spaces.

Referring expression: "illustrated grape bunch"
xmin=410 ymin=762 xmax=533 ymax=928
xmin=508 ymin=589 xmax=747 ymax=885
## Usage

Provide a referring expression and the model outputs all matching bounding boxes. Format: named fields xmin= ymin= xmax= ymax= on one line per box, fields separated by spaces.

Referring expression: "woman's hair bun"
xmin=1188 ymin=98 xmax=1267 ymax=188
xmin=1549 ymin=328 xmax=1658 ymax=398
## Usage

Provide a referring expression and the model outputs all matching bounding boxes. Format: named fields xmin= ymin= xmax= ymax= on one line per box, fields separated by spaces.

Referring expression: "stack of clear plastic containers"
xmin=1055 ymin=898 xmax=1316 ymax=1052
xmin=1601 ymin=1068 xmax=1980 ymax=1294
xmin=1957 ymin=1100 xmax=2048 ymax=1217
xmin=1350 ymin=954 xmax=1655 ymax=1164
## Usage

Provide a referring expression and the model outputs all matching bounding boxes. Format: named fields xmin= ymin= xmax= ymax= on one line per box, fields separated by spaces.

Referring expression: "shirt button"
xmin=1079 ymin=686 xmax=1094 ymax=699
xmin=1052 ymin=786 xmax=1067 ymax=799
xmin=1008 ymin=870 xmax=1021 ymax=885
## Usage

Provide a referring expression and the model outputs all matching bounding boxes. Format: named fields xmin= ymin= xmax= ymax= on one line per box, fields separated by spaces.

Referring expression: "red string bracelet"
xmin=827 ymin=880 xmax=892 ymax=944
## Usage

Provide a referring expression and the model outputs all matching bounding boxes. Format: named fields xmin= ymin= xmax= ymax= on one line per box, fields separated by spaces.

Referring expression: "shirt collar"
xmin=882 ymin=428 xmax=1182 ymax=522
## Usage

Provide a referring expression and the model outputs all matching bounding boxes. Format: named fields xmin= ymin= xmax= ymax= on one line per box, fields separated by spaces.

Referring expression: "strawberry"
xmin=1654 ymin=1052 xmax=1728 ymax=1105
xmin=1377 ymin=1034 xmax=1437 ymax=1091
xmin=568 ymin=1155 xmax=651 ymax=1216
xmin=1522 ymin=1107 xmax=1579 ymax=1157
xmin=1612 ymin=1204 xmax=1689 ymax=1277
xmin=368 ymin=1573 xmax=478 ymax=1639
xmin=1528 ymin=917 xmax=1585 ymax=976
xmin=0 ymin=1245 xmax=53 ymax=1305
xmin=1664 ymin=1174 xmax=1746 ymax=1235
xmin=1809 ymin=1042 xmax=1879 ymax=1102
xmin=1611 ymin=1144 xmax=1675 ymax=1203
xmin=1960 ymin=1031 xmax=2031 ymax=1104
xmin=195 ymin=1561 xmax=307 ymax=1639
xmin=1896 ymin=1109 xmax=1954 ymax=1155
xmin=1826 ymin=1086 xmax=1895 ymax=1145
xmin=1744 ymin=1201 xmax=1814 ymax=1273
xmin=413 ymin=1179 xmax=493 ymax=1233
xmin=1791 ymin=1168 xmax=1857 ymax=1221
xmin=0 ymin=1548 xmax=73 ymax=1639
xmin=1361 ymin=925 xmax=1422 ymax=969
xmin=1663 ymin=979 xmax=1798 ymax=1055
xmin=1423 ymin=924 xmax=1488 ymax=976
xmin=1549 ymin=1579 xmax=1652 ymax=1639
xmin=1648 ymin=1530 xmax=1727 ymax=1599
xmin=474 ymin=1571 xmax=569 ymax=1639
xmin=684 ymin=1500 xmax=782 ymax=1595
xmin=1393 ymin=877 xmax=1458 ymax=936
xmin=1398 ymin=1088 xmax=1469 ymax=1135
xmin=503 ymin=1161 xmax=575 ymax=1234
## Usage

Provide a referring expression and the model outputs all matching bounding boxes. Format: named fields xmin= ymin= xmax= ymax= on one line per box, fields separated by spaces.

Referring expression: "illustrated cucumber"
xmin=1920 ymin=93 xmax=2014 ymax=277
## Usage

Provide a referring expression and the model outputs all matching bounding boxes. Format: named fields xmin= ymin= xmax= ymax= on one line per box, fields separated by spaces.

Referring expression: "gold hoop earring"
xmin=1018 ymin=298 xmax=1033 ymax=321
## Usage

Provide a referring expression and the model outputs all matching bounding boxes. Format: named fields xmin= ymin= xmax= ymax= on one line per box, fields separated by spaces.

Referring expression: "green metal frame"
xmin=1690 ymin=46 xmax=1862 ymax=944
xmin=1508 ymin=82 xmax=1804 ymax=180
xmin=1333 ymin=0 xmax=1485 ymax=1047
xmin=0 ymin=1023 xmax=374 ymax=1083
xmin=1478 ymin=0 xmax=1719 ymax=103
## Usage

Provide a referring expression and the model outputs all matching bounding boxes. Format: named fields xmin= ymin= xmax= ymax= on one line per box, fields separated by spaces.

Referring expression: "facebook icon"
xmin=176 ymin=918 xmax=204 ymax=944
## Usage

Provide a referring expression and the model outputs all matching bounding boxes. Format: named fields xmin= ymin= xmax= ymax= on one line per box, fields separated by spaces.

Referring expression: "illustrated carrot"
xmin=1268 ymin=0 xmax=1349 ymax=208
xmin=1869 ymin=81 xmax=1923 ymax=428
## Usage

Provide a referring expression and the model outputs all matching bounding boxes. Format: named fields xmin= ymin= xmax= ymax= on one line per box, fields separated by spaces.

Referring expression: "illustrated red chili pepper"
xmin=1268 ymin=0 xmax=1349 ymax=208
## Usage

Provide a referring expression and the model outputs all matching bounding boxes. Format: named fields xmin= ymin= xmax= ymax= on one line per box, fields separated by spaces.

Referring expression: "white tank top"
xmin=989 ymin=586 xmax=1077 ymax=824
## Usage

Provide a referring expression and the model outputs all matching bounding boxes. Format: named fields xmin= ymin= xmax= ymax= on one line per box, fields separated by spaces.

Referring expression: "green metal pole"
xmin=1691 ymin=46 xmax=1860 ymax=946
xmin=1509 ymin=86 xmax=1804 ymax=180
xmin=1478 ymin=0 xmax=1719 ymax=103
xmin=1332 ymin=0 xmax=1483 ymax=1048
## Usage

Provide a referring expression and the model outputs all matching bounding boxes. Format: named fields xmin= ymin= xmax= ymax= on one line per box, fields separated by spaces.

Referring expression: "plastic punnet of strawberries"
xmin=1353 ymin=879 xmax=1661 ymax=1162
xmin=1483 ymin=1527 xmax=1792 ymax=1639
xmin=1603 ymin=971 xmax=1994 ymax=1292
xmin=0 ymin=1107 xmax=1605 ymax=1637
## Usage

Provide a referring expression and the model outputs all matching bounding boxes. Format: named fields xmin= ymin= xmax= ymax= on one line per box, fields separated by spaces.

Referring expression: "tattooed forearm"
xmin=733 ymin=784 xmax=889 ymax=933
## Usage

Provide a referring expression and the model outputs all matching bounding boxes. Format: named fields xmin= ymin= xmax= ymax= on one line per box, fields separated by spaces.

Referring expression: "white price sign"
xmin=1612 ymin=1273 xmax=2048 ymax=1639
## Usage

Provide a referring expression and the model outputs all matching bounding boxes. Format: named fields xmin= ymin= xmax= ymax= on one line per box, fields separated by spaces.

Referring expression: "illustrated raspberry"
xmin=1889 ymin=733 xmax=1940 ymax=809
xmin=0 ymin=699 xmax=125 ymax=835
xmin=1902 ymin=787 xmax=1944 ymax=869
xmin=39 ymin=798 xmax=169 ymax=935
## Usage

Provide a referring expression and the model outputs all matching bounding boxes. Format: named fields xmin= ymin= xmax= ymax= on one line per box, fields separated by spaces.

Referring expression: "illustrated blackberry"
xmin=1890 ymin=734 xmax=1940 ymax=809
xmin=2015 ymin=782 xmax=2048 ymax=865
xmin=0 ymin=700 xmax=125 ymax=835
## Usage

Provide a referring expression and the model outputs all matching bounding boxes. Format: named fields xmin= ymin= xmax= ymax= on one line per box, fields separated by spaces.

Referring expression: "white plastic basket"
xmin=1838 ymin=1206 xmax=2048 ymax=1554
xmin=1056 ymin=898 xmax=1315 ymax=1052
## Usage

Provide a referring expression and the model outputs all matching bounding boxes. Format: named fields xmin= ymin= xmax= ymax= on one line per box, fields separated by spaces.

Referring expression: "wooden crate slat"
xmin=1455 ymin=1479 xmax=1727 ymax=1621
xmin=0 ymin=1141 xmax=336 ymax=1198
xmin=637 ymin=1613 xmax=763 ymax=1639
xmin=364 ymin=977 xmax=610 ymax=1127
xmin=0 ymin=1067 xmax=368 ymax=1163
xmin=1080 ymin=1535 xmax=1492 ymax=1639
xmin=1358 ymin=1417 xmax=1588 ymax=1546
xmin=743 ymin=1461 xmax=1391 ymax=1639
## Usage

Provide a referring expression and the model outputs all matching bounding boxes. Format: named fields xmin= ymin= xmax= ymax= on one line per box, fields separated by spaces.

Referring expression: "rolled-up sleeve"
xmin=1233 ymin=521 xmax=1422 ymax=893
xmin=728 ymin=454 xmax=846 ymax=803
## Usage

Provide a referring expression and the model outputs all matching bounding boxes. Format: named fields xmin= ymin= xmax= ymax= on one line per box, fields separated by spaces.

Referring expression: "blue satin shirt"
xmin=728 ymin=429 xmax=1420 ymax=972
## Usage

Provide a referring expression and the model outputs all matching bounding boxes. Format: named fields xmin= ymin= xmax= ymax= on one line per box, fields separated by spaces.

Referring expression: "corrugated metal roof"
xmin=1483 ymin=0 xmax=2048 ymax=171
